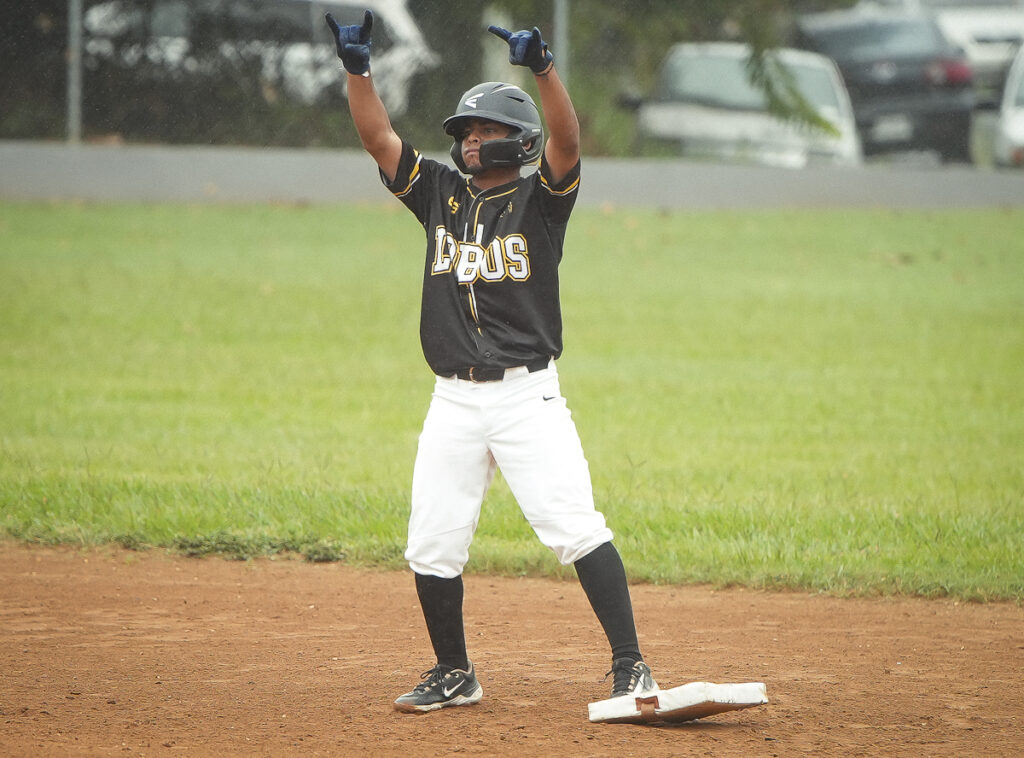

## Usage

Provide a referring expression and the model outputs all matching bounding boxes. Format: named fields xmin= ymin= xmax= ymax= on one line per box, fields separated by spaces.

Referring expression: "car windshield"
xmin=806 ymin=20 xmax=947 ymax=61
xmin=657 ymin=50 xmax=840 ymax=111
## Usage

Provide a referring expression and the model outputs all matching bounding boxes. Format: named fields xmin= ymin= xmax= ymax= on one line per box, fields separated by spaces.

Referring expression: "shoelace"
xmin=412 ymin=665 xmax=452 ymax=693
xmin=607 ymin=662 xmax=641 ymax=695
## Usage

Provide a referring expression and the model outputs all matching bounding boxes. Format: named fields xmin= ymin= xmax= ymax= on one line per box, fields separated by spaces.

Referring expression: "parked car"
xmin=619 ymin=42 xmax=862 ymax=168
xmin=858 ymin=0 xmax=1024 ymax=98
xmin=793 ymin=6 xmax=976 ymax=162
xmin=993 ymin=43 xmax=1024 ymax=165
xmin=83 ymin=0 xmax=438 ymax=115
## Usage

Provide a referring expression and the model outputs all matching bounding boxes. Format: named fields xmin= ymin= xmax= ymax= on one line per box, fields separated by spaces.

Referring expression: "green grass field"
xmin=1 ymin=201 xmax=1022 ymax=600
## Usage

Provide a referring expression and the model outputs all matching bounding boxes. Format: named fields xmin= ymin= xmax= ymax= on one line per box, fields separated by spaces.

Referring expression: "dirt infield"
xmin=1 ymin=542 xmax=1021 ymax=757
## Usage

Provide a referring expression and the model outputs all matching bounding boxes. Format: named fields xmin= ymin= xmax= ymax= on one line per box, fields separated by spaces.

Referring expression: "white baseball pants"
xmin=406 ymin=361 xmax=614 ymax=579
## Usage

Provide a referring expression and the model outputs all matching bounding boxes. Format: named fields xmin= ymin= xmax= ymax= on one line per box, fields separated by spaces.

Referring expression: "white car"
xmin=993 ymin=44 xmax=1024 ymax=166
xmin=624 ymin=42 xmax=862 ymax=168
xmin=84 ymin=0 xmax=437 ymax=116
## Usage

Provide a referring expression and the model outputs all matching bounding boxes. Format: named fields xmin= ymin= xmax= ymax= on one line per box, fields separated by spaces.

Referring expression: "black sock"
xmin=414 ymin=572 xmax=469 ymax=671
xmin=574 ymin=542 xmax=642 ymax=663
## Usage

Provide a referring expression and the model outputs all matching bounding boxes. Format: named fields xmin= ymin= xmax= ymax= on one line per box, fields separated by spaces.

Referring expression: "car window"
xmin=790 ymin=63 xmax=842 ymax=109
xmin=658 ymin=53 xmax=764 ymax=109
xmin=807 ymin=20 xmax=947 ymax=60
xmin=657 ymin=50 xmax=839 ymax=111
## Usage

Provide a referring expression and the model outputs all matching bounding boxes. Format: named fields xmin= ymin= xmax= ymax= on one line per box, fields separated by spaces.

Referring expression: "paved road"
xmin=2 ymin=140 xmax=1022 ymax=208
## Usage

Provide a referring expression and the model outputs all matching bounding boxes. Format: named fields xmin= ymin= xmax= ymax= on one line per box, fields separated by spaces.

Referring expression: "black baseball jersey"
xmin=382 ymin=139 xmax=581 ymax=377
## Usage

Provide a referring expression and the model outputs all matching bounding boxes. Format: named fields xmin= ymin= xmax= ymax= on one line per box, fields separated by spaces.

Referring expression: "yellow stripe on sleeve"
xmin=392 ymin=152 xmax=423 ymax=198
xmin=540 ymin=172 xmax=580 ymax=197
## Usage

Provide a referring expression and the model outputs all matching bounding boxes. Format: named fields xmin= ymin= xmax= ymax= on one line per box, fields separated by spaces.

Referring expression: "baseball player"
xmin=325 ymin=10 xmax=657 ymax=713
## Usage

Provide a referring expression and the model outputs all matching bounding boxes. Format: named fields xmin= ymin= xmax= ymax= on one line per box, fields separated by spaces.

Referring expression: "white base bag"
xmin=588 ymin=681 xmax=768 ymax=725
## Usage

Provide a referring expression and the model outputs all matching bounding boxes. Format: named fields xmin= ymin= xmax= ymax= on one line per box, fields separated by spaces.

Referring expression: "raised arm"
xmin=326 ymin=11 xmax=402 ymax=181
xmin=487 ymin=25 xmax=580 ymax=183
xmin=532 ymin=64 xmax=580 ymax=183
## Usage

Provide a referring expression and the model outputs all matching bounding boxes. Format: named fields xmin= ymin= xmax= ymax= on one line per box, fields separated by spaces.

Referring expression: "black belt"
xmin=453 ymin=357 xmax=550 ymax=383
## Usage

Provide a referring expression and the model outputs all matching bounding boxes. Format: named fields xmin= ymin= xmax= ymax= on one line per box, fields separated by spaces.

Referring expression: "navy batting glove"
xmin=488 ymin=25 xmax=554 ymax=74
xmin=325 ymin=10 xmax=373 ymax=76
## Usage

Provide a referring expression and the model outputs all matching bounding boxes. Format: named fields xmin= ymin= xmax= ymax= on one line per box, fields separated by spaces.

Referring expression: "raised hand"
xmin=325 ymin=10 xmax=373 ymax=76
xmin=487 ymin=25 xmax=554 ymax=74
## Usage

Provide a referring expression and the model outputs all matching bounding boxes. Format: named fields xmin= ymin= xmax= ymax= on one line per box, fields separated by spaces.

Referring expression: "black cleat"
xmin=608 ymin=658 xmax=658 ymax=698
xmin=393 ymin=662 xmax=483 ymax=713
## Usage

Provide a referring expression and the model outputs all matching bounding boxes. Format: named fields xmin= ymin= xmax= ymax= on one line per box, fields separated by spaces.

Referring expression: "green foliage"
xmin=0 ymin=1 xmax=70 ymax=139
xmin=173 ymin=532 xmax=348 ymax=562
xmin=465 ymin=0 xmax=862 ymax=152
xmin=742 ymin=42 xmax=839 ymax=136
xmin=2 ymin=0 xmax=857 ymax=153
xmin=2 ymin=201 xmax=1022 ymax=599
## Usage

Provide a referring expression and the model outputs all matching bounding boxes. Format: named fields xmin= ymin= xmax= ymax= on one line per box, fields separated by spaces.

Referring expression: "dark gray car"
xmin=793 ymin=6 xmax=976 ymax=162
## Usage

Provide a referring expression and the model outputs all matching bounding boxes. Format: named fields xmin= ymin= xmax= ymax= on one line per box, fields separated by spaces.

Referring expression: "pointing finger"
xmin=487 ymin=25 xmax=512 ymax=42
xmin=325 ymin=12 xmax=339 ymax=35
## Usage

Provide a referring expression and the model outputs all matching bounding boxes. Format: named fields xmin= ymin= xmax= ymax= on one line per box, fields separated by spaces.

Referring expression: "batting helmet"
xmin=443 ymin=82 xmax=544 ymax=174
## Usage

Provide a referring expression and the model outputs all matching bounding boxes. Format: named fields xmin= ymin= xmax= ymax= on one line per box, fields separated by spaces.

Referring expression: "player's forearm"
xmin=535 ymin=67 xmax=580 ymax=172
xmin=347 ymin=75 xmax=395 ymax=151
xmin=346 ymin=74 xmax=402 ymax=178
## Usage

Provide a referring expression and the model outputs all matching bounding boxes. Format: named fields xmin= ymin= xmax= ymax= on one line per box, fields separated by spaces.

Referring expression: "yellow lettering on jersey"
xmin=503 ymin=235 xmax=529 ymax=279
xmin=448 ymin=196 xmax=460 ymax=214
xmin=430 ymin=227 xmax=531 ymax=283
xmin=455 ymin=243 xmax=486 ymax=283
xmin=477 ymin=238 xmax=507 ymax=282
xmin=432 ymin=225 xmax=456 ymax=274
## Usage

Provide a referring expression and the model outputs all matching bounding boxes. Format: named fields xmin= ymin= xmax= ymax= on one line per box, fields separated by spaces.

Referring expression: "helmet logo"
xmin=464 ymin=94 xmax=481 ymax=109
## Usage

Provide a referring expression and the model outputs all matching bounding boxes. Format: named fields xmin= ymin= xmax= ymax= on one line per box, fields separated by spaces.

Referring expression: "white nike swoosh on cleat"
xmin=442 ymin=683 xmax=461 ymax=697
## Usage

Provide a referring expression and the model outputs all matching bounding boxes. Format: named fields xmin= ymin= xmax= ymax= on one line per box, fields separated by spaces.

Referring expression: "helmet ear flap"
xmin=450 ymin=139 xmax=469 ymax=173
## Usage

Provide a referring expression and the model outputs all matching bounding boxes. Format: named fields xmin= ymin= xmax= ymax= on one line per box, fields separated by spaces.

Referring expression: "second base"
xmin=588 ymin=681 xmax=768 ymax=724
